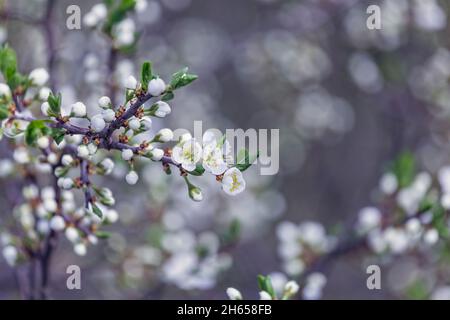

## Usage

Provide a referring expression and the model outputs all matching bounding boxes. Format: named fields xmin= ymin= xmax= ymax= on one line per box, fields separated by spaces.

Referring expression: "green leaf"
xmin=391 ymin=152 xmax=415 ymax=188
xmin=0 ymin=46 xmax=17 ymax=78
xmin=161 ymin=91 xmax=174 ymax=101
xmin=47 ymin=92 xmax=61 ymax=116
xmin=95 ymin=231 xmax=111 ymax=239
xmin=140 ymin=61 xmax=152 ymax=91
xmin=51 ymin=128 xmax=65 ymax=145
xmin=170 ymin=67 xmax=198 ymax=90
xmin=188 ymin=163 xmax=205 ymax=176
xmin=235 ymin=148 xmax=259 ymax=172
xmin=0 ymin=104 xmax=9 ymax=120
xmin=25 ymin=120 xmax=50 ymax=146
xmin=257 ymin=275 xmax=275 ymax=298
xmin=91 ymin=203 xmax=103 ymax=218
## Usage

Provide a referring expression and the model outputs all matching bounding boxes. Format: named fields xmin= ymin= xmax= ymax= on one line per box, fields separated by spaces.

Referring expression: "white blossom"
xmin=222 ymin=167 xmax=246 ymax=196
xmin=148 ymin=77 xmax=166 ymax=96
xmin=61 ymin=154 xmax=74 ymax=166
xmin=65 ymin=227 xmax=79 ymax=243
xmin=152 ymin=101 xmax=171 ymax=117
xmin=39 ymin=87 xmax=51 ymax=100
xmin=50 ymin=215 xmax=66 ymax=231
xmin=37 ymin=136 xmax=50 ymax=149
xmin=91 ymin=114 xmax=106 ymax=132
xmin=141 ymin=116 xmax=152 ymax=130
xmin=121 ymin=149 xmax=134 ymax=161
xmin=100 ymin=158 xmax=114 ymax=174
xmin=102 ymin=109 xmax=116 ymax=122
xmin=156 ymin=128 xmax=173 ymax=142
xmin=259 ymin=291 xmax=272 ymax=300
xmin=126 ymin=170 xmax=139 ymax=185
xmin=98 ymin=96 xmax=111 ymax=108
xmin=151 ymin=148 xmax=164 ymax=161
xmin=226 ymin=287 xmax=243 ymax=300
xmin=128 ymin=117 xmax=141 ymax=131
xmin=74 ymin=243 xmax=87 ymax=256
xmin=29 ymin=68 xmax=49 ymax=86
xmin=71 ymin=102 xmax=87 ymax=117
xmin=77 ymin=145 xmax=89 ymax=159
xmin=172 ymin=138 xmax=202 ymax=171
xmin=2 ymin=245 xmax=18 ymax=266
xmin=125 ymin=75 xmax=138 ymax=89
xmin=105 ymin=209 xmax=119 ymax=223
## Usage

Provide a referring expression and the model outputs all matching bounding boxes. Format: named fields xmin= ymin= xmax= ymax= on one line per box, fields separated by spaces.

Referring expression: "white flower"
xmin=2 ymin=245 xmax=18 ymax=266
xmin=105 ymin=209 xmax=119 ymax=223
xmin=202 ymin=142 xmax=228 ymax=175
xmin=141 ymin=116 xmax=152 ymax=130
xmin=135 ymin=0 xmax=148 ymax=12
xmin=148 ymin=77 xmax=166 ymax=96
xmin=102 ymin=109 xmax=116 ymax=122
xmin=424 ymin=228 xmax=439 ymax=245
xmin=62 ymin=178 xmax=74 ymax=190
xmin=71 ymin=102 xmax=87 ymax=117
xmin=37 ymin=220 xmax=50 ymax=235
xmin=379 ymin=172 xmax=398 ymax=195
xmin=152 ymin=101 xmax=171 ymax=117
xmin=125 ymin=75 xmax=138 ymax=89
xmin=47 ymin=152 xmax=58 ymax=164
xmin=0 ymin=83 xmax=11 ymax=97
xmin=61 ymin=154 xmax=74 ymax=166
xmin=13 ymin=147 xmax=30 ymax=164
xmin=77 ymin=145 xmax=90 ymax=159
xmin=222 ymin=167 xmax=246 ymax=196
xmin=50 ymin=215 xmax=66 ymax=231
xmin=29 ymin=68 xmax=49 ymax=86
xmin=284 ymin=281 xmax=300 ymax=296
xmin=98 ymin=96 xmax=111 ymax=108
xmin=357 ymin=207 xmax=382 ymax=233
xmin=156 ymin=128 xmax=173 ymax=142
xmin=259 ymin=291 xmax=272 ymax=300
xmin=115 ymin=19 xmax=135 ymax=47
xmin=128 ymin=117 xmax=141 ymax=131
xmin=189 ymin=187 xmax=203 ymax=202
xmin=100 ymin=158 xmax=114 ymax=174
xmin=90 ymin=114 xmax=106 ymax=132
xmin=39 ymin=87 xmax=51 ymax=100
xmin=74 ymin=243 xmax=87 ymax=256
xmin=151 ymin=148 xmax=164 ymax=161
xmin=122 ymin=149 xmax=134 ymax=161
xmin=83 ymin=12 xmax=98 ymax=27
xmin=172 ymin=138 xmax=202 ymax=171
xmin=23 ymin=185 xmax=39 ymax=200
xmin=126 ymin=170 xmax=139 ymax=185
xmin=226 ymin=288 xmax=242 ymax=300
xmin=87 ymin=143 xmax=98 ymax=155
xmin=91 ymin=3 xmax=107 ymax=20
xmin=37 ymin=136 xmax=50 ymax=149
xmin=65 ymin=227 xmax=79 ymax=243
xmin=41 ymin=101 xmax=50 ymax=116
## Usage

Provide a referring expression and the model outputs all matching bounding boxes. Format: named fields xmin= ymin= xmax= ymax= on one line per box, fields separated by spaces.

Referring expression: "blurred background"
xmin=1 ymin=0 xmax=450 ymax=299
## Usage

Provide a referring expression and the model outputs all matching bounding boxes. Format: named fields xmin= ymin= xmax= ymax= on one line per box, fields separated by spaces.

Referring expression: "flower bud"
xmin=41 ymin=102 xmax=50 ymax=116
xmin=77 ymin=145 xmax=90 ymax=159
xmin=98 ymin=96 xmax=111 ymax=108
xmin=65 ymin=227 xmax=79 ymax=243
xmin=155 ymin=128 xmax=173 ymax=142
xmin=100 ymin=158 xmax=114 ymax=175
xmin=125 ymin=170 xmax=139 ymax=185
xmin=140 ymin=117 xmax=152 ymax=130
xmin=2 ymin=245 xmax=18 ymax=266
xmin=105 ymin=209 xmax=119 ymax=223
xmin=121 ymin=149 xmax=134 ymax=161
xmin=29 ymin=68 xmax=49 ymax=86
xmin=151 ymin=148 xmax=164 ymax=161
xmin=36 ymin=136 xmax=50 ymax=149
xmin=62 ymin=178 xmax=74 ymax=190
xmin=39 ymin=87 xmax=51 ymax=100
xmin=259 ymin=291 xmax=272 ymax=300
xmin=74 ymin=243 xmax=87 ymax=256
xmin=90 ymin=115 xmax=106 ymax=132
xmin=125 ymin=75 xmax=138 ymax=89
xmin=148 ymin=77 xmax=166 ymax=96
xmin=102 ymin=109 xmax=116 ymax=122
xmin=152 ymin=101 xmax=171 ymax=118
xmin=50 ymin=215 xmax=66 ymax=231
xmin=226 ymin=288 xmax=242 ymax=300
xmin=189 ymin=186 xmax=203 ymax=202
xmin=71 ymin=102 xmax=87 ymax=117
xmin=61 ymin=154 xmax=74 ymax=166
xmin=128 ymin=118 xmax=141 ymax=131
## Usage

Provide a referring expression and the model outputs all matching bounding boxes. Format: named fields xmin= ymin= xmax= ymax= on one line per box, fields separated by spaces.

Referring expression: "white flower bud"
xmin=189 ymin=187 xmax=203 ymax=202
xmin=66 ymin=134 xmax=83 ymax=145
xmin=88 ymin=234 xmax=98 ymax=245
xmin=125 ymin=75 xmax=138 ymax=89
xmin=91 ymin=3 xmax=107 ymax=20
xmin=83 ymin=12 xmax=98 ymax=27
xmin=151 ymin=148 xmax=164 ymax=161
xmin=41 ymin=102 xmax=50 ymax=116
xmin=284 ymin=281 xmax=300 ymax=296
xmin=74 ymin=243 xmax=87 ymax=256
xmin=141 ymin=116 xmax=152 ymax=130
xmin=105 ymin=209 xmax=119 ymax=223
xmin=90 ymin=115 xmax=106 ymax=132
xmin=50 ymin=215 xmax=66 ymax=231
xmin=71 ymin=102 xmax=87 ymax=117
xmin=62 ymin=178 xmax=74 ymax=190
xmin=2 ymin=245 xmax=18 ymax=266
xmin=102 ymin=109 xmax=116 ymax=122
xmin=156 ymin=128 xmax=173 ymax=142
xmin=61 ymin=154 xmax=74 ymax=166
xmin=23 ymin=185 xmax=39 ymax=200
xmin=128 ymin=118 xmax=141 ymax=131
xmin=100 ymin=158 xmax=114 ymax=175
xmin=77 ymin=145 xmax=89 ymax=159
xmin=37 ymin=220 xmax=50 ymax=235
xmin=87 ymin=143 xmax=98 ymax=155
xmin=65 ymin=227 xmax=79 ymax=243
xmin=125 ymin=170 xmax=139 ymax=185
xmin=424 ymin=228 xmax=439 ymax=245
xmin=47 ymin=152 xmax=58 ymax=164
xmin=29 ymin=68 xmax=49 ymax=86
xmin=98 ymin=96 xmax=111 ymax=108
xmin=39 ymin=87 xmax=51 ymax=100
xmin=259 ymin=291 xmax=272 ymax=300
xmin=226 ymin=288 xmax=242 ymax=300
xmin=121 ymin=149 xmax=134 ymax=161
xmin=153 ymin=101 xmax=171 ymax=118
xmin=0 ymin=83 xmax=11 ymax=98
xmin=148 ymin=77 xmax=166 ymax=96
xmin=36 ymin=136 xmax=50 ymax=149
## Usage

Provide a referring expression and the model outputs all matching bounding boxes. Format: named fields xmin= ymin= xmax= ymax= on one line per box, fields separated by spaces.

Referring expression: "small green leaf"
xmin=391 ymin=152 xmax=415 ymax=188
xmin=25 ymin=120 xmax=50 ymax=146
xmin=235 ymin=148 xmax=259 ymax=172
xmin=51 ymin=128 xmax=65 ymax=145
xmin=140 ymin=61 xmax=152 ymax=91
xmin=91 ymin=203 xmax=103 ymax=218
xmin=188 ymin=164 xmax=205 ymax=176
xmin=47 ymin=92 xmax=61 ymax=116
xmin=95 ymin=231 xmax=111 ymax=239
xmin=170 ymin=67 xmax=198 ymax=90
xmin=161 ymin=91 xmax=174 ymax=101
